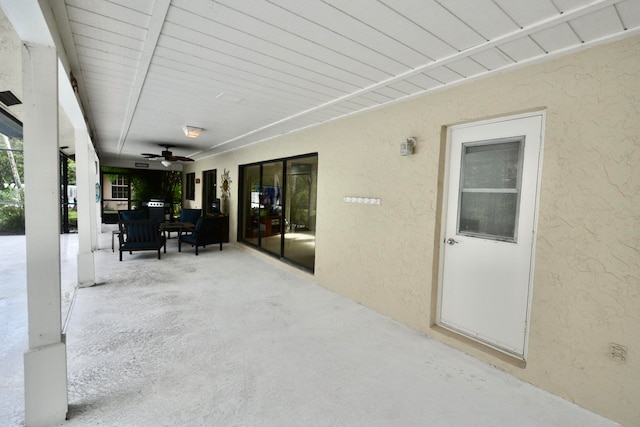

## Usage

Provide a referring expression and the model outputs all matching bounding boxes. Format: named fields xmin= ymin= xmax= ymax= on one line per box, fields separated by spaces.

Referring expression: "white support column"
xmin=91 ymin=156 xmax=100 ymax=249
xmin=75 ymin=128 xmax=95 ymax=287
xmin=22 ymin=42 xmax=68 ymax=426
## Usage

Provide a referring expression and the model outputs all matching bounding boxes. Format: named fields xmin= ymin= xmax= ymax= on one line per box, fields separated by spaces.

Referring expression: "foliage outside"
xmin=0 ymin=136 xmax=24 ymax=234
xmin=103 ymin=167 xmax=182 ymax=217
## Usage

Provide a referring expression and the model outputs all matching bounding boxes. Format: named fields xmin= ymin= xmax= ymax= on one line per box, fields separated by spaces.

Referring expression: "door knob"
xmin=446 ymin=238 xmax=459 ymax=245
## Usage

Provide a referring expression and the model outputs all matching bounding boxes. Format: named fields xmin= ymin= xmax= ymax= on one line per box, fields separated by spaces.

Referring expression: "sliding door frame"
xmin=238 ymin=152 xmax=318 ymax=272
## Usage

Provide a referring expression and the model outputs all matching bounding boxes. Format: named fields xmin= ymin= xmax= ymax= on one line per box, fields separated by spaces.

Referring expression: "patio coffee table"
xmin=160 ymin=222 xmax=194 ymax=239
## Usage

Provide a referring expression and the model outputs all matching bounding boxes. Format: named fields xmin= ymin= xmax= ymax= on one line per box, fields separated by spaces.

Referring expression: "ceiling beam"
xmin=115 ymin=0 xmax=172 ymax=157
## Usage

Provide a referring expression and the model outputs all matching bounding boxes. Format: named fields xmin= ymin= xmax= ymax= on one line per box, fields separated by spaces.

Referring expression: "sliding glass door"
xmin=283 ymin=157 xmax=317 ymax=269
xmin=239 ymin=154 xmax=317 ymax=272
xmin=259 ymin=161 xmax=284 ymax=257
xmin=241 ymin=164 xmax=261 ymax=246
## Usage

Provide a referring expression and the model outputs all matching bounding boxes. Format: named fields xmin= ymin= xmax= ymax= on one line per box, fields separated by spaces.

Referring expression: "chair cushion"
xmin=119 ymin=210 xmax=151 ymax=237
xmin=179 ymin=208 xmax=201 ymax=225
xmin=180 ymin=234 xmax=197 ymax=245
xmin=119 ymin=209 xmax=147 ymax=221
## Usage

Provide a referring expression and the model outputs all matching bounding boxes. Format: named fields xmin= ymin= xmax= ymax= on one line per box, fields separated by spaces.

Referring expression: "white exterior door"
xmin=439 ymin=112 xmax=544 ymax=358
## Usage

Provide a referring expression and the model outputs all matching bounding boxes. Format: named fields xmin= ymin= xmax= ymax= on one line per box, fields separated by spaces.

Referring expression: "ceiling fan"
xmin=141 ymin=144 xmax=194 ymax=166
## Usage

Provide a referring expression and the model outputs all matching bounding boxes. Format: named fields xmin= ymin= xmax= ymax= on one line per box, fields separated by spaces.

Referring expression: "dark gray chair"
xmin=178 ymin=215 xmax=224 ymax=255
xmin=118 ymin=218 xmax=166 ymax=261
xmin=179 ymin=208 xmax=201 ymax=226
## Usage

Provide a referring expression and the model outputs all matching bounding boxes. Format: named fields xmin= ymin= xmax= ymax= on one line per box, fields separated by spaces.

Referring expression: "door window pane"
xmin=261 ymin=161 xmax=284 ymax=257
xmin=241 ymin=165 xmax=260 ymax=245
xmin=459 ymin=192 xmax=518 ymax=239
xmin=284 ymin=157 xmax=317 ymax=270
xmin=463 ymin=141 xmax=521 ymax=189
xmin=458 ymin=138 xmax=523 ymax=242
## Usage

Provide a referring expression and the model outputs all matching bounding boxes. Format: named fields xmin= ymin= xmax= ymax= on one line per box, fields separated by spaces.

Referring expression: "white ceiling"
xmin=3 ymin=0 xmax=640 ymax=163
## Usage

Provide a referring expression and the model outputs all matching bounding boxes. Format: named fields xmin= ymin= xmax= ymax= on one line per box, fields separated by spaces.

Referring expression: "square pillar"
xmin=22 ymin=42 xmax=68 ymax=426
xmin=75 ymin=128 xmax=95 ymax=287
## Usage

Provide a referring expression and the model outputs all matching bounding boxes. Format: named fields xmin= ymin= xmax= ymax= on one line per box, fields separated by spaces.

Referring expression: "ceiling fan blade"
xmin=171 ymin=156 xmax=194 ymax=162
xmin=142 ymin=145 xmax=193 ymax=161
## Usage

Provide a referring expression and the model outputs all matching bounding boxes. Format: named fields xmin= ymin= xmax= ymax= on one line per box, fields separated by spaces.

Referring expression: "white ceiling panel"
xmin=166 ymin=8 xmax=374 ymax=89
xmin=333 ymin=99 xmax=373 ymax=112
xmin=150 ymin=46 xmax=334 ymax=105
xmin=159 ymin=22 xmax=359 ymax=96
xmin=470 ymin=48 xmax=514 ymax=70
xmin=553 ymin=0 xmax=602 ymax=13
xmin=264 ymin=0 xmax=422 ymax=71
xmin=105 ymin=0 xmax=156 ymax=15
xmin=72 ymin=35 xmax=142 ymax=61
xmin=361 ymin=91 xmax=395 ymax=104
xmin=404 ymin=73 xmax=442 ymax=91
xmin=436 ymin=0 xmax=519 ymax=39
xmin=178 ymin=1 xmax=393 ymax=82
xmin=617 ymin=0 xmax=640 ymax=28
xmin=346 ymin=95 xmax=384 ymax=109
xmin=493 ymin=0 xmax=559 ymax=28
xmin=570 ymin=6 xmax=625 ymax=42
xmin=425 ymin=66 xmax=464 ymax=85
xmin=498 ymin=36 xmax=546 ymax=62
xmin=386 ymin=80 xmax=424 ymax=96
xmin=69 ymin=22 xmax=146 ymax=52
xmin=215 ymin=1 xmax=403 ymax=77
xmin=379 ymin=0 xmax=486 ymax=51
xmin=66 ymin=0 xmax=153 ymax=22
xmin=66 ymin=5 xmax=149 ymax=41
xmin=322 ymin=0 xmax=457 ymax=60
xmin=155 ymin=35 xmax=346 ymax=100
xmin=531 ymin=23 xmax=582 ymax=53
xmin=446 ymin=57 xmax=489 ymax=78
xmin=0 ymin=0 xmax=623 ymax=163
xmin=374 ymin=86 xmax=411 ymax=98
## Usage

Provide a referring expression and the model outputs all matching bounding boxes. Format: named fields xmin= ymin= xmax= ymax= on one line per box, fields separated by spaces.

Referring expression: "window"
xmin=111 ymin=175 xmax=129 ymax=199
xmin=458 ymin=138 xmax=523 ymax=242
xmin=185 ymin=172 xmax=195 ymax=200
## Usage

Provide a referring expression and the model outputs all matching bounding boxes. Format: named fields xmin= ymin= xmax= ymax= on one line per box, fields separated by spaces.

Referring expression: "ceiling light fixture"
xmin=161 ymin=160 xmax=172 ymax=168
xmin=182 ymin=125 xmax=203 ymax=138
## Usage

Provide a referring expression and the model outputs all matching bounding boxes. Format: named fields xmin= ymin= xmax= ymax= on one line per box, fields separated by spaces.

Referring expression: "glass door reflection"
xmin=241 ymin=164 xmax=260 ymax=245
xmin=283 ymin=157 xmax=317 ymax=270
xmin=260 ymin=161 xmax=284 ymax=257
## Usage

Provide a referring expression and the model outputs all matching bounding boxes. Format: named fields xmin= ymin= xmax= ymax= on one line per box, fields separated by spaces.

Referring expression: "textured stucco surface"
xmin=183 ymin=35 xmax=639 ymax=426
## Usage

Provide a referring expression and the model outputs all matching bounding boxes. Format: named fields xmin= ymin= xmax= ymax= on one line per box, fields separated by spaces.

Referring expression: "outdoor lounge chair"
xmin=118 ymin=218 xmax=166 ymax=261
xmin=179 ymin=208 xmax=201 ymax=226
xmin=178 ymin=215 xmax=224 ymax=255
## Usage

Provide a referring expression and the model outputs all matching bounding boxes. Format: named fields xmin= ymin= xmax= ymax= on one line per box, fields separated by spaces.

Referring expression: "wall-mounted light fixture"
xmin=183 ymin=125 xmax=203 ymax=138
xmin=161 ymin=160 xmax=172 ymax=168
xmin=400 ymin=137 xmax=416 ymax=156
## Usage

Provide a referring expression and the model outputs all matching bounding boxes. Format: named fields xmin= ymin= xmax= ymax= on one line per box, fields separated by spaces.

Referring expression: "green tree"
xmin=0 ymin=135 xmax=25 ymax=234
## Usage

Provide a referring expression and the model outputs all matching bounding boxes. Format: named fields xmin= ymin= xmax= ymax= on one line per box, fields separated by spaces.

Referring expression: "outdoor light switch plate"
xmin=344 ymin=196 xmax=381 ymax=205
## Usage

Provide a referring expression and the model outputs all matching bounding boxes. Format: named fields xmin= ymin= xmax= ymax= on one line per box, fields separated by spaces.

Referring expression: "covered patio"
xmin=0 ymin=231 xmax=619 ymax=426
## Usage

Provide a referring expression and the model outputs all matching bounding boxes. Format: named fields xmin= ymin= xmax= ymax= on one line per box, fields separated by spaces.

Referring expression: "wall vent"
xmin=0 ymin=91 xmax=21 ymax=107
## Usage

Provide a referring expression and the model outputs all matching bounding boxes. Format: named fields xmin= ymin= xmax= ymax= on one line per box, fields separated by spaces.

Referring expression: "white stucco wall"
xmin=184 ymin=35 xmax=639 ymax=426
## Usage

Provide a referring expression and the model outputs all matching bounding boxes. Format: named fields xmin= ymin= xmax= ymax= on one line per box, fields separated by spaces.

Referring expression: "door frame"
xmin=202 ymin=168 xmax=217 ymax=215
xmin=435 ymin=110 xmax=545 ymax=361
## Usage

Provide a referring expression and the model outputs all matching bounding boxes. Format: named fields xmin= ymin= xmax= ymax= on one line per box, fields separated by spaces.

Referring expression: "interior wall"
xmin=183 ymin=35 xmax=640 ymax=426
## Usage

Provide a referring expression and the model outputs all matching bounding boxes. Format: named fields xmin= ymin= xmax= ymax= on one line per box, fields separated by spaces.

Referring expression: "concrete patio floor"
xmin=0 ymin=229 xmax=620 ymax=426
